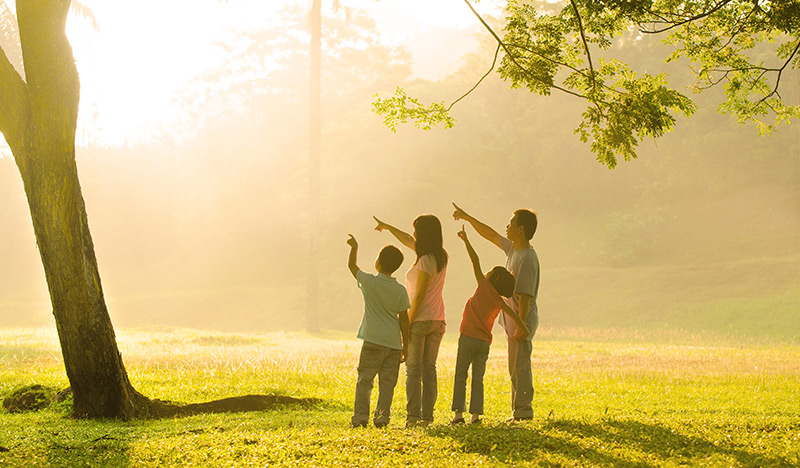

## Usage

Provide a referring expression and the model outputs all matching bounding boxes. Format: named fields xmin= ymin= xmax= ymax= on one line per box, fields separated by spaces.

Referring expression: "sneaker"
xmin=350 ymin=421 xmax=367 ymax=428
xmin=504 ymin=416 xmax=533 ymax=423
xmin=374 ymin=422 xmax=388 ymax=428
xmin=450 ymin=417 xmax=465 ymax=426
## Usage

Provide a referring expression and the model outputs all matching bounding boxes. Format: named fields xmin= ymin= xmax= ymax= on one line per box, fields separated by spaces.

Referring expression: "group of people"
xmin=346 ymin=203 xmax=540 ymax=428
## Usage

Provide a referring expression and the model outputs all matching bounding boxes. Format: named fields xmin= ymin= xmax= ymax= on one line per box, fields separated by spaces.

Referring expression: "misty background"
xmin=1 ymin=2 xmax=798 ymax=341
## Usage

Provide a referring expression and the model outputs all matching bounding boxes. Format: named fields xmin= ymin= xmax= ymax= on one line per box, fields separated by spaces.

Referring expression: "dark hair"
xmin=378 ymin=245 xmax=404 ymax=274
xmin=487 ymin=266 xmax=515 ymax=298
xmin=514 ymin=209 xmax=538 ymax=240
xmin=413 ymin=214 xmax=448 ymax=272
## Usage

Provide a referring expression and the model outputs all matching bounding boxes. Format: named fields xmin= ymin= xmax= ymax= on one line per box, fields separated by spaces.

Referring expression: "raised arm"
xmin=452 ymin=203 xmax=504 ymax=249
xmin=374 ymin=216 xmax=416 ymax=250
xmin=458 ymin=226 xmax=484 ymax=285
xmin=346 ymin=234 xmax=360 ymax=278
xmin=500 ymin=301 xmax=530 ymax=339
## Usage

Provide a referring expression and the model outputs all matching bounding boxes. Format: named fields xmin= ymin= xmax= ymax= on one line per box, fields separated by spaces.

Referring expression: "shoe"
xmin=470 ymin=418 xmax=481 ymax=425
xmin=450 ymin=417 xmax=465 ymax=426
xmin=350 ymin=422 xmax=367 ymax=428
xmin=374 ymin=422 xmax=388 ymax=428
xmin=505 ymin=416 xmax=533 ymax=423
xmin=404 ymin=420 xmax=418 ymax=428
xmin=417 ymin=420 xmax=432 ymax=427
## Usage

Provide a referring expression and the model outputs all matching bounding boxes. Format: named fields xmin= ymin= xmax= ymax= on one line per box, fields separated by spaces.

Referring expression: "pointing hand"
xmin=373 ymin=216 xmax=388 ymax=232
xmin=452 ymin=202 xmax=468 ymax=221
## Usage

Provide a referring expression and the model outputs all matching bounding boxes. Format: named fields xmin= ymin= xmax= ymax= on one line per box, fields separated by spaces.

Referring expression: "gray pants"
xmin=405 ymin=320 xmax=446 ymax=424
xmin=507 ymin=337 xmax=534 ymax=419
xmin=352 ymin=341 xmax=402 ymax=426
xmin=451 ymin=334 xmax=490 ymax=415
xmin=508 ymin=308 xmax=538 ymax=419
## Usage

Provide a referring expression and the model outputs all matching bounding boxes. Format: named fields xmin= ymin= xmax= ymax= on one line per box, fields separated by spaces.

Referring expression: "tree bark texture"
xmin=0 ymin=0 xmax=143 ymax=419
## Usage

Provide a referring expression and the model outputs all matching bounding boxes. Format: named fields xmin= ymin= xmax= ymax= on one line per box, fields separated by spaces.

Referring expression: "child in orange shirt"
xmin=451 ymin=226 xmax=529 ymax=425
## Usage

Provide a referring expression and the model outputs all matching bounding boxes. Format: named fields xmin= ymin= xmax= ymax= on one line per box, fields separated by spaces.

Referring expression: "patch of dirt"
xmin=2 ymin=384 xmax=59 ymax=413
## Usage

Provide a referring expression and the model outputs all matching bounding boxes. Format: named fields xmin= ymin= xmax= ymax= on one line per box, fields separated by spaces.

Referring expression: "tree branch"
xmin=447 ymin=43 xmax=500 ymax=111
xmin=0 ymin=44 xmax=30 ymax=153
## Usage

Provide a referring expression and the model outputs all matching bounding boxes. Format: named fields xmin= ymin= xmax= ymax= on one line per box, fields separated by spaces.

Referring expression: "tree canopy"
xmin=373 ymin=0 xmax=800 ymax=167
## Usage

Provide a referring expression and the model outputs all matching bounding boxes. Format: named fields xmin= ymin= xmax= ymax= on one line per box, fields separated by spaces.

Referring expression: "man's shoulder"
xmin=510 ymin=246 xmax=538 ymax=261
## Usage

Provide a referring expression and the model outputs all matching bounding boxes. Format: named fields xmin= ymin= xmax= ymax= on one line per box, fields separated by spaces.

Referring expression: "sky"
xmin=17 ymin=0 xmax=503 ymax=148
xmin=0 ymin=0 xmax=506 ymax=151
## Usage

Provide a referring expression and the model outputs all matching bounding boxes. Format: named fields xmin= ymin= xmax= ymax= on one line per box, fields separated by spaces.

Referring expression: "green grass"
xmin=1 ymin=327 xmax=799 ymax=467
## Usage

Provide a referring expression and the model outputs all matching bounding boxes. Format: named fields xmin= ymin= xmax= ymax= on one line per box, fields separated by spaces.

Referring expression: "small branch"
xmin=570 ymin=0 xmax=596 ymax=89
xmin=709 ymin=3 xmax=761 ymax=56
xmin=569 ymin=0 xmax=602 ymax=115
xmin=758 ymin=40 xmax=800 ymax=103
xmin=505 ymin=42 xmax=586 ymax=77
xmin=461 ymin=0 xmax=586 ymax=100
xmin=447 ymin=43 xmax=500 ymax=111
xmin=0 ymin=45 xmax=30 ymax=153
xmin=640 ymin=0 xmax=735 ymax=34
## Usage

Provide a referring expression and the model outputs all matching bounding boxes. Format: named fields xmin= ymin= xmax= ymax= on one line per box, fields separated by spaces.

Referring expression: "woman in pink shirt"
xmin=374 ymin=214 xmax=447 ymax=427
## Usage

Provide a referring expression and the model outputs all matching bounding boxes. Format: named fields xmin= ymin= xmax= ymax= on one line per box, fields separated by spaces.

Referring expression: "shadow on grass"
xmin=150 ymin=394 xmax=324 ymax=418
xmin=44 ymin=429 xmax=131 ymax=468
xmin=428 ymin=417 xmax=795 ymax=467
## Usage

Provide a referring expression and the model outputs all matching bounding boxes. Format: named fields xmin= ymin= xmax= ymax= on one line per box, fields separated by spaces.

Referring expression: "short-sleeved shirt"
xmin=356 ymin=270 xmax=411 ymax=349
xmin=460 ymin=276 xmax=504 ymax=344
xmin=498 ymin=237 xmax=540 ymax=341
xmin=405 ymin=253 xmax=447 ymax=323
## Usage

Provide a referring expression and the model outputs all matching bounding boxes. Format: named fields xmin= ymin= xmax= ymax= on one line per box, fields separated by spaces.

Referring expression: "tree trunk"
xmin=1 ymin=1 xmax=324 ymax=421
xmin=1 ymin=0 xmax=142 ymax=419
xmin=307 ymin=0 xmax=321 ymax=333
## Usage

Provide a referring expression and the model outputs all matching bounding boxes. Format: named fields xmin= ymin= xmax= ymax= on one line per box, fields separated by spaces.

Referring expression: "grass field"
xmin=1 ymin=327 xmax=798 ymax=467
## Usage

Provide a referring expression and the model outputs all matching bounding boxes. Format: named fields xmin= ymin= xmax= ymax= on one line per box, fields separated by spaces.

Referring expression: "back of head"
xmin=487 ymin=266 xmax=515 ymax=298
xmin=514 ymin=209 xmax=538 ymax=240
xmin=413 ymin=214 xmax=448 ymax=271
xmin=378 ymin=245 xmax=404 ymax=274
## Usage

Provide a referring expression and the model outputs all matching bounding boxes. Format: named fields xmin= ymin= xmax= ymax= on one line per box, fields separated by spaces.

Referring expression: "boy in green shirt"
xmin=347 ymin=234 xmax=411 ymax=428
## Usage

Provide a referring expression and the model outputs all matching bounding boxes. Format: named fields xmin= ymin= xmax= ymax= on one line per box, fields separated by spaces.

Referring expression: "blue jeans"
xmin=352 ymin=341 xmax=402 ymax=426
xmin=405 ymin=320 xmax=446 ymax=423
xmin=451 ymin=334 xmax=490 ymax=415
